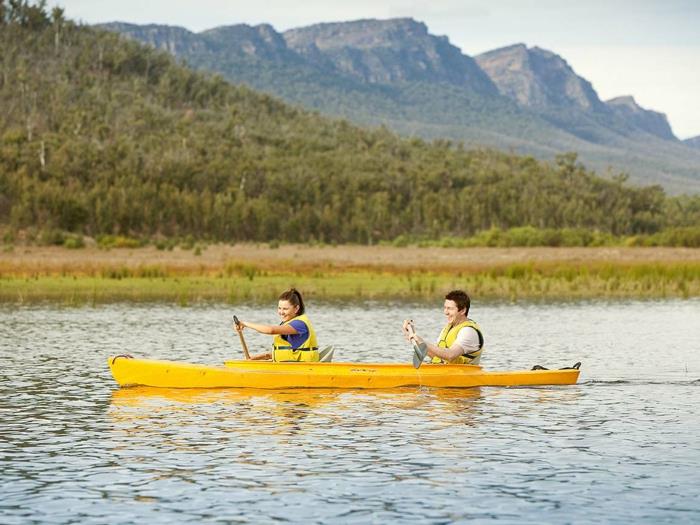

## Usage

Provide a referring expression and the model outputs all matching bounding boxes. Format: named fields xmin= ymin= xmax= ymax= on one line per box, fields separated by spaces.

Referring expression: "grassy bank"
xmin=1 ymin=246 xmax=698 ymax=304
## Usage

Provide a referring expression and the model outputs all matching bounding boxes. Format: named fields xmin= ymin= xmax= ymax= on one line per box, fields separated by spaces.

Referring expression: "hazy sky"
xmin=50 ymin=0 xmax=700 ymax=139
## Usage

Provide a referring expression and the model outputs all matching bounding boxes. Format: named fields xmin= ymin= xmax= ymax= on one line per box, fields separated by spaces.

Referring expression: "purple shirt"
xmin=281 ymin=319 xmax=309 ymax=349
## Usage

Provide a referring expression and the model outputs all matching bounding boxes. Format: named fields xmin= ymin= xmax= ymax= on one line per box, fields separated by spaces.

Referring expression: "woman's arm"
xmin=239 ymin=320 xmax=298 ymax=335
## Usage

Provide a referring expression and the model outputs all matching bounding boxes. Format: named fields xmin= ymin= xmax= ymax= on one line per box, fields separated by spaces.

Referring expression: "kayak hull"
xmin=108 ymin=356 xmax=580 ymax=389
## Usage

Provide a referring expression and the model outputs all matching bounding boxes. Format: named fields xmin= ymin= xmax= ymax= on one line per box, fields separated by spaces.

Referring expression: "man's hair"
xmin=279 ymin=288 xmax=305 ymax=315
xmin=445 ymin=289 xmax=470 ymax=315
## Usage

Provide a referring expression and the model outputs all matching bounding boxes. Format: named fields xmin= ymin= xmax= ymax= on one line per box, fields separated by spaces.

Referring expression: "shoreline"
xmin=2 ymin=245 xmax=699 ymax=304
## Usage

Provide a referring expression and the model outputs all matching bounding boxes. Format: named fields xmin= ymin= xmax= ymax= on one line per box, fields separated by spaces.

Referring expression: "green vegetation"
xmin=2 ymin=261 xmax=697 ymax=305
xmin=2 ymin=2 xmax=700 ymax=248
xmin=387 ymin=226 xmax=700 ymax=248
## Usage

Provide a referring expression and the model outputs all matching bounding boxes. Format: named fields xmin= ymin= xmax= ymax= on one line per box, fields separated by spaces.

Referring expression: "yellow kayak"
xmin=108 ymin=355 xmax=580 ymax=389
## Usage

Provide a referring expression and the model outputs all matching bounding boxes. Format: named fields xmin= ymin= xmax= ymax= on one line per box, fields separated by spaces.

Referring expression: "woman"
xmin=234 ymin=288 xmax=319 ymax=362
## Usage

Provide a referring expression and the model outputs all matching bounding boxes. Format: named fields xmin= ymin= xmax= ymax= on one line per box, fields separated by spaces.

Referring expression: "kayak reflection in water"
xmin=403 ymin=289 xmax=484 ymax=365
xmin=234 ymin=288 xmax=320 ymax=362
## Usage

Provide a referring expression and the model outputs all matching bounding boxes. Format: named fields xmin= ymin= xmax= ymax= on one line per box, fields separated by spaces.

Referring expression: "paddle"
xmin=233 ymin=315 xmax=251 ymax=360
xmin=406 ymin=321 xmax=428 ymax=369
xmin=319 ymin=345 xmax=335 ymax=362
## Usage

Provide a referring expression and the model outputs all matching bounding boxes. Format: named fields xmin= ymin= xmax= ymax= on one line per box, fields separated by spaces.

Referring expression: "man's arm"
xmin=410 ymin=327 xmax=477 ymax=363
xmin=408 ymin=335 xmax=464 ymax=362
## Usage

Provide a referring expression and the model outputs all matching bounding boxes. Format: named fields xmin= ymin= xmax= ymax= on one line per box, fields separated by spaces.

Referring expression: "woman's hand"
xmin=234 ymin=320 xmax=246 ymax=333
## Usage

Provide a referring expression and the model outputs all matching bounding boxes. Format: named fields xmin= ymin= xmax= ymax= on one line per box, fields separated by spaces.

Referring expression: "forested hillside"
xmin=103 ymin=19 xmax=700 ymax=193
xmin=1 ymin=2 xmax=699 ymax=245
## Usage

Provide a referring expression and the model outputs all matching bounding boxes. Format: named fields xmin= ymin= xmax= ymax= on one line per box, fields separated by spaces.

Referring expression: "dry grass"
xmin=1 ymin=245 xmax=699 ymax=304
xmin=2 ymin=244 xmax=700 ymax=276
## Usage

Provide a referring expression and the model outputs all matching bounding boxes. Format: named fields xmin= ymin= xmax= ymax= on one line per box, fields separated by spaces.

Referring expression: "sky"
xmin=49 ymin=0 xmax=700 ymax=139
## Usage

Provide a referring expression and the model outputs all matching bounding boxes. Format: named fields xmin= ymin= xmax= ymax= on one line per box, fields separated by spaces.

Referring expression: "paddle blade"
xmin=412 ymin=341 xmax=428 ymax=369
xmin=319 ymin=346 xmax=335 ymax=362
xmin=412 ymin=348 xmax=422 ymax=368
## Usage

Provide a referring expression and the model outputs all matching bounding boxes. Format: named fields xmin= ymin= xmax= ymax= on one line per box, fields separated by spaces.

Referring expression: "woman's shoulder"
xmin=289 ymin=318 xmax=309 ymax=333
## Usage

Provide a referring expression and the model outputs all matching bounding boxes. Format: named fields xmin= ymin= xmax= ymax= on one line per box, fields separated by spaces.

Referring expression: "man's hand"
xmin=402 ymin=319 xmax=413 ymax=340
xmin=403 ymin=319 xmax=420 ymax=342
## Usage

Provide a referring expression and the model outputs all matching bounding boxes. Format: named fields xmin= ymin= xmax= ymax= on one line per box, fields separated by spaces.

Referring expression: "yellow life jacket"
xmin=431 ymin=319 xmax=484 ymax=364
xmin=271 ymin=313 xmax=319 ymax=362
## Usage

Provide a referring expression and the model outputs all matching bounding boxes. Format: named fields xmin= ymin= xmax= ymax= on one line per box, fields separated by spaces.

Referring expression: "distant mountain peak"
xmin=475 ymin=43 xmax=605 ymax=112
xmin=607 ymin=95 xmax=637 ymax=107
xmin=606 ymin=96 xmax=676 ymax=140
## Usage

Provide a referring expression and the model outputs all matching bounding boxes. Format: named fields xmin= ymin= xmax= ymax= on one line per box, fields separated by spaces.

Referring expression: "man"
xmin=403 ymin=289 xmax=484 ymax=365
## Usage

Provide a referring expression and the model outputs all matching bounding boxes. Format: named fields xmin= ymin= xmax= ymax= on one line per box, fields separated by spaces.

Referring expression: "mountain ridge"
xmin=283 ymin=18 xmax=496 ymax=93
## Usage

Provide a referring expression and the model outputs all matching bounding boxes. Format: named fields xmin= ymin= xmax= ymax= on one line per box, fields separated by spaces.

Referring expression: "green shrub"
xmin=2 ymin=230 xmax=16 ymax=244
xmin=63 ymin=235 xmax=85 ymax=249
xmin=38 ymin=229 xmax=65 ymax=246
xmin=179 ymin=235 xmax=195 ymax=250
xmin=97 ymin=235 xmax=142 ymax=249
xmin=652 ymin=227 xmax=700 ymax=247
xmin=391 ymin=234 xmax=411 ymax=247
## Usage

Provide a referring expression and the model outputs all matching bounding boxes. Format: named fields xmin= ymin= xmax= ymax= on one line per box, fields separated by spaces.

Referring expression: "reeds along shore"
xmin=1 ymin=247 xmax=698 ymax=304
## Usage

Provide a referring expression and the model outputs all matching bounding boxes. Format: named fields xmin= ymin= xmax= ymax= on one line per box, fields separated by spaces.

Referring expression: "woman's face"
xmin=277 ymin=300 xmax=299 ymax=322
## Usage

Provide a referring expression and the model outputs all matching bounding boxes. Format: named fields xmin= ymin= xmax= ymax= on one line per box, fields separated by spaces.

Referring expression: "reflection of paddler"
xmin=234 ymin=288 xmax=319 ymax=362
xmin=110 ymin=386 xmax=340 ymax=409
xmin=108 ymin=388 xmax=340 ymax=448
xmin=426 ymin=387 xmax=483 ymax=419
xmin=109 ymin=387 xmax=340 ymax=439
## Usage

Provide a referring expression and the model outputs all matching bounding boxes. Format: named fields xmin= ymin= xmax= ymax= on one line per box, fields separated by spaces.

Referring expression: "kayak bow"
xmin=108 ymin=355 xmax=580 ymax=389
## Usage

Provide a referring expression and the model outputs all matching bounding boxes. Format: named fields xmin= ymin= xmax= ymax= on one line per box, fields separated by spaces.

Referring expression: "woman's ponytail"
xmin=279 ymin=288 xmax=305 ymax=315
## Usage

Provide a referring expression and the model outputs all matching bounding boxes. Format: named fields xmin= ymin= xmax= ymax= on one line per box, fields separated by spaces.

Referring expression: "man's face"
xmin=443 ymin=299 xmax=464 ymax=324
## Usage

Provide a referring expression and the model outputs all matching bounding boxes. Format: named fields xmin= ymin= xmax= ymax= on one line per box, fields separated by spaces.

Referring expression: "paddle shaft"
xmin=233 ymin=315 xmax=251 ymax=360
xmin=407 ymin=321 xmax=429 ymax=369
xmin=406 ymin=321 xmax=416 ymax=340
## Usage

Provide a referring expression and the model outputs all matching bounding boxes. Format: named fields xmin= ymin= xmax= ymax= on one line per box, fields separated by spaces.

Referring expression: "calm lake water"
xmin=2 ymin=299 xmax=700 ymax=524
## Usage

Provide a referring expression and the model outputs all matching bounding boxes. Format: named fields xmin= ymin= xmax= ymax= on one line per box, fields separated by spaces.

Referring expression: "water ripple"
xmin=2 ymin=300 xmax=700 ymax=523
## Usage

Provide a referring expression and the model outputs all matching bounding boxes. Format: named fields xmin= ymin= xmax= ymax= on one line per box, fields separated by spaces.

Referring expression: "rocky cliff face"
xmin=201 ymin=24 xmax=292 ymax=60
xmin=100 ymin=22 xmax=295 ymax=61
xmin=100 ymin=22 xmax=205 ymax=55
xmin=606 ymin=96 xmax=676 ymax=140
xmin=283 ymin=18 xmax=496 ymax=93
xmin=475 ymin=44 xmax=606 ymax=112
